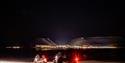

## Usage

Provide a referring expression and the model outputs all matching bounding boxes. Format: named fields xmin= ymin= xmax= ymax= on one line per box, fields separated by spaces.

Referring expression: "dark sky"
xmin=0 ymin=0 xmax=124 ymax=43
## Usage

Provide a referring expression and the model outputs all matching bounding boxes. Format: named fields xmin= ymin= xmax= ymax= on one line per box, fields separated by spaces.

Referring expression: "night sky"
xmin=0 ymin=0 xmax=124 ymax=44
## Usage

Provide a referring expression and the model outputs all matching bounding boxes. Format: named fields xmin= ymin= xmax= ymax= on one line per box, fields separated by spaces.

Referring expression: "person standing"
xmin=33 ymin=54 xmax=41 ymax=63
xmin=41 ymin=55 xmax=47 ymax=63
xmin=53 ymin=52 xmax=63 ymax=63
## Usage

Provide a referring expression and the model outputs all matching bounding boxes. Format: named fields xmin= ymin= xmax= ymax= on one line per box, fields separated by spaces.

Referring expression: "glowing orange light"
xmin=44 ymin=58 xmax=47 ymax=62
xmin=75 ymin=57 xmax=79 ymax=61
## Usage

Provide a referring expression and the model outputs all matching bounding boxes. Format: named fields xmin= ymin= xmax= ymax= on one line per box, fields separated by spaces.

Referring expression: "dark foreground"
xmin=0 ymin=60 xmax=124 ymax=63
xmin=0 ymin=48 xmax=125 ymax=63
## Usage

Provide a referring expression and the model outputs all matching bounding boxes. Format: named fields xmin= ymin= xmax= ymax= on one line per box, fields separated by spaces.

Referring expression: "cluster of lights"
xmin=6 ymin=46 xmax=21 ymax=49
xmin=35 ymin=45 xmax=117 ymax=50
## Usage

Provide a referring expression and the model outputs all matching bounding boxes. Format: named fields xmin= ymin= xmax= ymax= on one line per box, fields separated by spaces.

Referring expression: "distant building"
xmin=69 ymin=37 xmax=89 ymax=46
xmin=33 ymin=38 xmax=57 ymax=45
xmin=34 ymin=36 xmax=121 ymax=46
xmin=86 ymin=36 xmax=121 ymax=46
